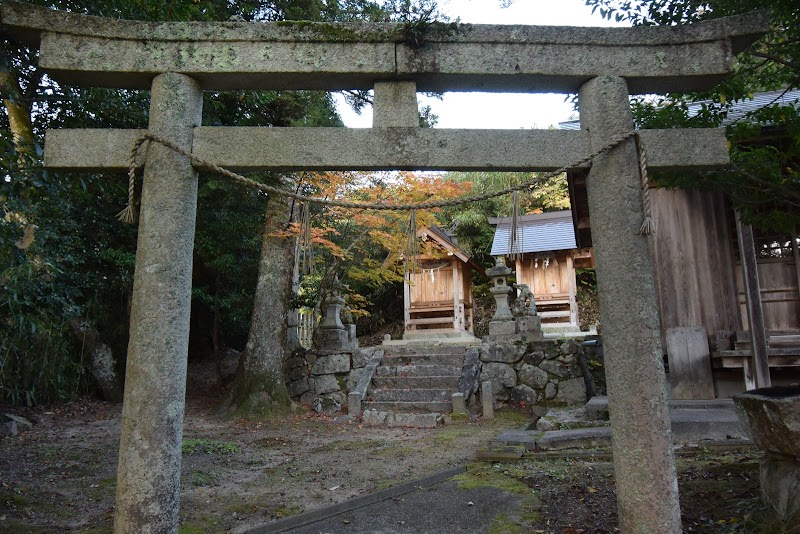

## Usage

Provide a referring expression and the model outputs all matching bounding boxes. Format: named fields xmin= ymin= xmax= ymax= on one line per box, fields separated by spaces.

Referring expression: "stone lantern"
xmin=488 ymin=257 xmax=514 ymax=328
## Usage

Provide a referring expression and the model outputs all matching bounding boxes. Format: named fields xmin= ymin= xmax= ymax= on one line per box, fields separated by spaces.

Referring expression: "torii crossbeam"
xmin=0 ymin=2 xmax=767 ymax=533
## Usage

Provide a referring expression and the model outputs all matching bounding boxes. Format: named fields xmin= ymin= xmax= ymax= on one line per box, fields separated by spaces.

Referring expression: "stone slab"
xmin=2 ymin=2 xmax=767 ymax=93
xmin=44 ymin=127 xmax=730 ymax=173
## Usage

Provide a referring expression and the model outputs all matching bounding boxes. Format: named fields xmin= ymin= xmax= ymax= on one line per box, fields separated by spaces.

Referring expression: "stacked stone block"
xmin=480 ymin=339 xmax=587 ymax=408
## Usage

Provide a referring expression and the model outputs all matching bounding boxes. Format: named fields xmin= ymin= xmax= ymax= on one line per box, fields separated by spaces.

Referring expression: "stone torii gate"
xmin=1 ymin=2 xmax=767 ymax=532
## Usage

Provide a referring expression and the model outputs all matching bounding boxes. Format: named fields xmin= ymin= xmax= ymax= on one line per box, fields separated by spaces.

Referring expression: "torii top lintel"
xmin=1 ymin=1 xmax=767 ymax=94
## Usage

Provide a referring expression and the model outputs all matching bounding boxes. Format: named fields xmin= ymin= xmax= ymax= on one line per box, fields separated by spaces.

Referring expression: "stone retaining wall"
xmin=480 ymin=339 xmax=588 ymax=407
xmin=284 ymin=347 xmax=377 ymax=413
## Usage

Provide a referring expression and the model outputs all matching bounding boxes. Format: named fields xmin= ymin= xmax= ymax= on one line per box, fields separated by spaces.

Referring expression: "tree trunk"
xmin=0 ymin=59 xmax=35 ymax=155
xmin=222 ymin=197 xmax=294 ymax=417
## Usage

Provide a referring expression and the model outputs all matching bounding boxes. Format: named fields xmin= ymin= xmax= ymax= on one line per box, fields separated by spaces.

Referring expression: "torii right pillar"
xmin=580 ymin=75 xmax=681 ymax=532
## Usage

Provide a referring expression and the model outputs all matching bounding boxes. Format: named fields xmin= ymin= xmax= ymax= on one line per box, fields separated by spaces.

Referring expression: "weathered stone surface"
xmin=488 ymin=319 xmax=516 ymax=336
xmin=1 ymin=413 xmax=32 ymax=437
xmin=554 ymin=377 xmax=587 ymax=405
xmin=374 ymin=81 xmax=418 ymax=127
xmin=362 ymin=409 xmax=390 ymax=426
xmin=287 ymin=378 xmax=310 ymax=398
xmin=285 ymin=356 xmax=307 ymax=370
xmin=482 ymin=381 xmax=495 ymax=419
xmin=561 ymin=340 xmax=579 ymax=354
xmin=557 ymin=353 xmax=577 ymax=365
xmin=482 ymin=363 xmax=517 ymax=390
xmin=545 ymin=382 xmax=557 ymax=400
xmin=113 ymin=72 xmax=203 ymax=534
xmin=452 ymin=392 xmax=467 ymax=414
xmin=540 ymin=359 xmax=569 ymax=378
xmin=480 ymin=342 xmax=525 ymax=364
xmin=581 ymin=74 xmax=680 ymax=532
xmin=311 ymin=354 xmax=351 ymax=375
xmin=48 ymin=127 xmax=731 ymax=174
xmin=345 ymin=368 xmax=364 ymax=391
xmin=760 ymin=453 xmax=800 ymax=521
xmin=311 ymin=375 xmax=341 ymax=395
xmin=312 ymin=393 xmax=343 ymax=413
xmin=733 ymin=386 xmax=800 ymax=457
xmin=510 ymin=385 xmax=538 ymax=405
xmin=518 ymin=364 xmax=549 ymax=389
xmin=5 ymin=2 xmax=765 ymax=93
xmin=286 ymin=366 xmax=308 ymax=382
xmin=458 ymin=347 xmax=481 ymax=399
xmin=351 ymin=349 xmax=370 ymax=369
xmin=523 ymin=350 xmax=546 ymax=365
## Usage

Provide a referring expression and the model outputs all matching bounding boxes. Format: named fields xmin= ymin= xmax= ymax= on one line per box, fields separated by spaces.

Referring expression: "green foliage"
xmin=440 ymin=171 xmax=571 ymax=266
xmin=584 ymin=0 xmax=800 ymax=233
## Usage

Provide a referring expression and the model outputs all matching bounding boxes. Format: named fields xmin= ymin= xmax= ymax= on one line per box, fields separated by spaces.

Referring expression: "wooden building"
xmin=562 ymin=88 xmax=800 ymax=398
xmin=567 ymin=168 xmax=800 ymax=398
xmin=488 ymin=211 xmax=594 ymax=330
xmin=404 ymin=226 xmax=485 ymax=338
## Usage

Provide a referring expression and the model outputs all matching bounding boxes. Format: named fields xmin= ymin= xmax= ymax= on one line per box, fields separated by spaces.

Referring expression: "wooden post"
xmin=735 ymin=211 xmax=771 ymax=389
xmin=452 ymin=260 xmax=461 ymax=331
xmin=792 ymin=226 xmax=800 ymax=302
xmin=114 ymin=73 xmax=202 ymax=534
xmin=404 ymin=269 xmax=412 ymax=333
xmin=567 ymin=254 xmax=579 ymax=326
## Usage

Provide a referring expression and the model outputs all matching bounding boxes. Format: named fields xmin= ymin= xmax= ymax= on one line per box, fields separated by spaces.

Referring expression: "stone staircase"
xmin=361 ymin=344 xmax=468 ymax=426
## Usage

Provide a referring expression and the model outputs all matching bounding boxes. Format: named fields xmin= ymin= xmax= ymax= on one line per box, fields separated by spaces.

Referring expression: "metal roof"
xmin=558 ymin=88 xmax=800 ymax=130
xmin=489 ymin=210 xmax=577 ymax=256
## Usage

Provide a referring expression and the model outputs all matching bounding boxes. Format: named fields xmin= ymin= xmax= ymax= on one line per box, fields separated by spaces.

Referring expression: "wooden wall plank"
xmin=666 ymin=326 xmax=716 ymax=400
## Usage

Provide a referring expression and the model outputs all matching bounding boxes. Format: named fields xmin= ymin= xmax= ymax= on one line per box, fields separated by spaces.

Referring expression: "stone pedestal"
xmin=734 ymin=386 xmax=800 ymax=521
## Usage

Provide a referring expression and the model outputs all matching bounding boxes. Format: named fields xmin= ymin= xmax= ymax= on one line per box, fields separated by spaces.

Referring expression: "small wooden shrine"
xmin=488 ymin=211 xmax=593 ymax=329
xmin=404 ymin=226 xmax=485 ymax=337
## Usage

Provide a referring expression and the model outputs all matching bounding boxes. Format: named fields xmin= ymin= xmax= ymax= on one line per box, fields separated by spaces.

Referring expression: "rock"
xmin=760 ymin=453 xmax=800 ymax=521
xmin=557 ymin=353 xmax=577 ymax=365
xmin=299 ymin=391 xmax=316 ymax=405
xmin=537 ymin=416 xmax=558 ymax=431
xmin=733 ymin=386 xmax=800 ymax=457
xmin=540 ymin=359 xmax=569 ymax=378
xmin=510 ymin=385 xmax=538 ymax=405
xmin=561 ymin=340 xmax=579 ymax=355
xmin=555 ymin=377 xmax=588 ymax=405
xmin=312 ymin=394 xmax=342 ymax=413
xmin=1 ymin=413 xmax=32 ymax=437
xmin=518 ymin=364 xmax=549 ymax=389
xmin=480 ymin=342 xmax=525 ymax=364
xmin=345 ymin=368 xmax=364 ymax=391
xmin=482 ymin=362 xmax=517 ymax=394
xmin=311 ymin=354 xmax=351 ymax=375
xmin=545 ymin=382 xmax=557 ymax=400
xmin=286 ymin=366 xmax=308 ymax=382
xmin=458 ymin=348 xmax=481 ymax=399
xmin=287 ymin=378 xmax=310 ymax=398
xmin=523 ymin=350 xmax=546 ymax=366
xmin=351 ymin=349 xmax=370 ymax=369
xmin=285 ymin=356 xmax=307 ymax=370
xmin=362 ymin=409 xmax=390 ymax=426
xmin=311 ymin=375 xmax=341 ymax=395
xmin=544 ymin=347 xmax=561 ymax=360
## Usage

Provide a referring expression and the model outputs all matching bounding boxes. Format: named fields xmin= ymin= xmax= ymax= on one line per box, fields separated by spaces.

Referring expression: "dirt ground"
xmin=0 ymin=354 xmax=793 ymax=533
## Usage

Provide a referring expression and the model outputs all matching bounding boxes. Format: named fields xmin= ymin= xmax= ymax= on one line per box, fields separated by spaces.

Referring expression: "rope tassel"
xmin=116 ymin=136 xmax=150 ymax=224
xmin=508 ymin=190 xmax=522 ymax=260
xmin=405 ymin=210 xmax=419 ymax=275
xmin=300 ymin=201 xmax=314 ymax=275
xmin=636 ymin=134 xmax=655 ymax=236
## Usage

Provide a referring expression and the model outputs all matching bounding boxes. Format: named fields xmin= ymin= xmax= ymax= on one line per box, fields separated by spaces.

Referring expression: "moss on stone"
xmin=221 ymin=373 xmax=292 ymax=419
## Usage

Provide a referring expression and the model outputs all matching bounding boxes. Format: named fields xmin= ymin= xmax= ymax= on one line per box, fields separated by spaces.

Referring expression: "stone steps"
xmin=361 ymin=400 xmax=453 ymax=413
xmin=372 ymin=375 xmax=460 ymax=389
xmin=362 ymin=345 xmax=467 ymax=421
xmin=368 ymin=388 xmax=453 ymax=403
xmin=380 ymin=353 xmax=465 ymax=366
xmin=374 ymin=364 xmax=461 ymax=378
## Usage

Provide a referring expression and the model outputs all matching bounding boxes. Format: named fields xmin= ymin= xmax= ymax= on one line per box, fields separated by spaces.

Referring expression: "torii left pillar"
xmin=114 ymin=72 xmax=202 ymax=533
